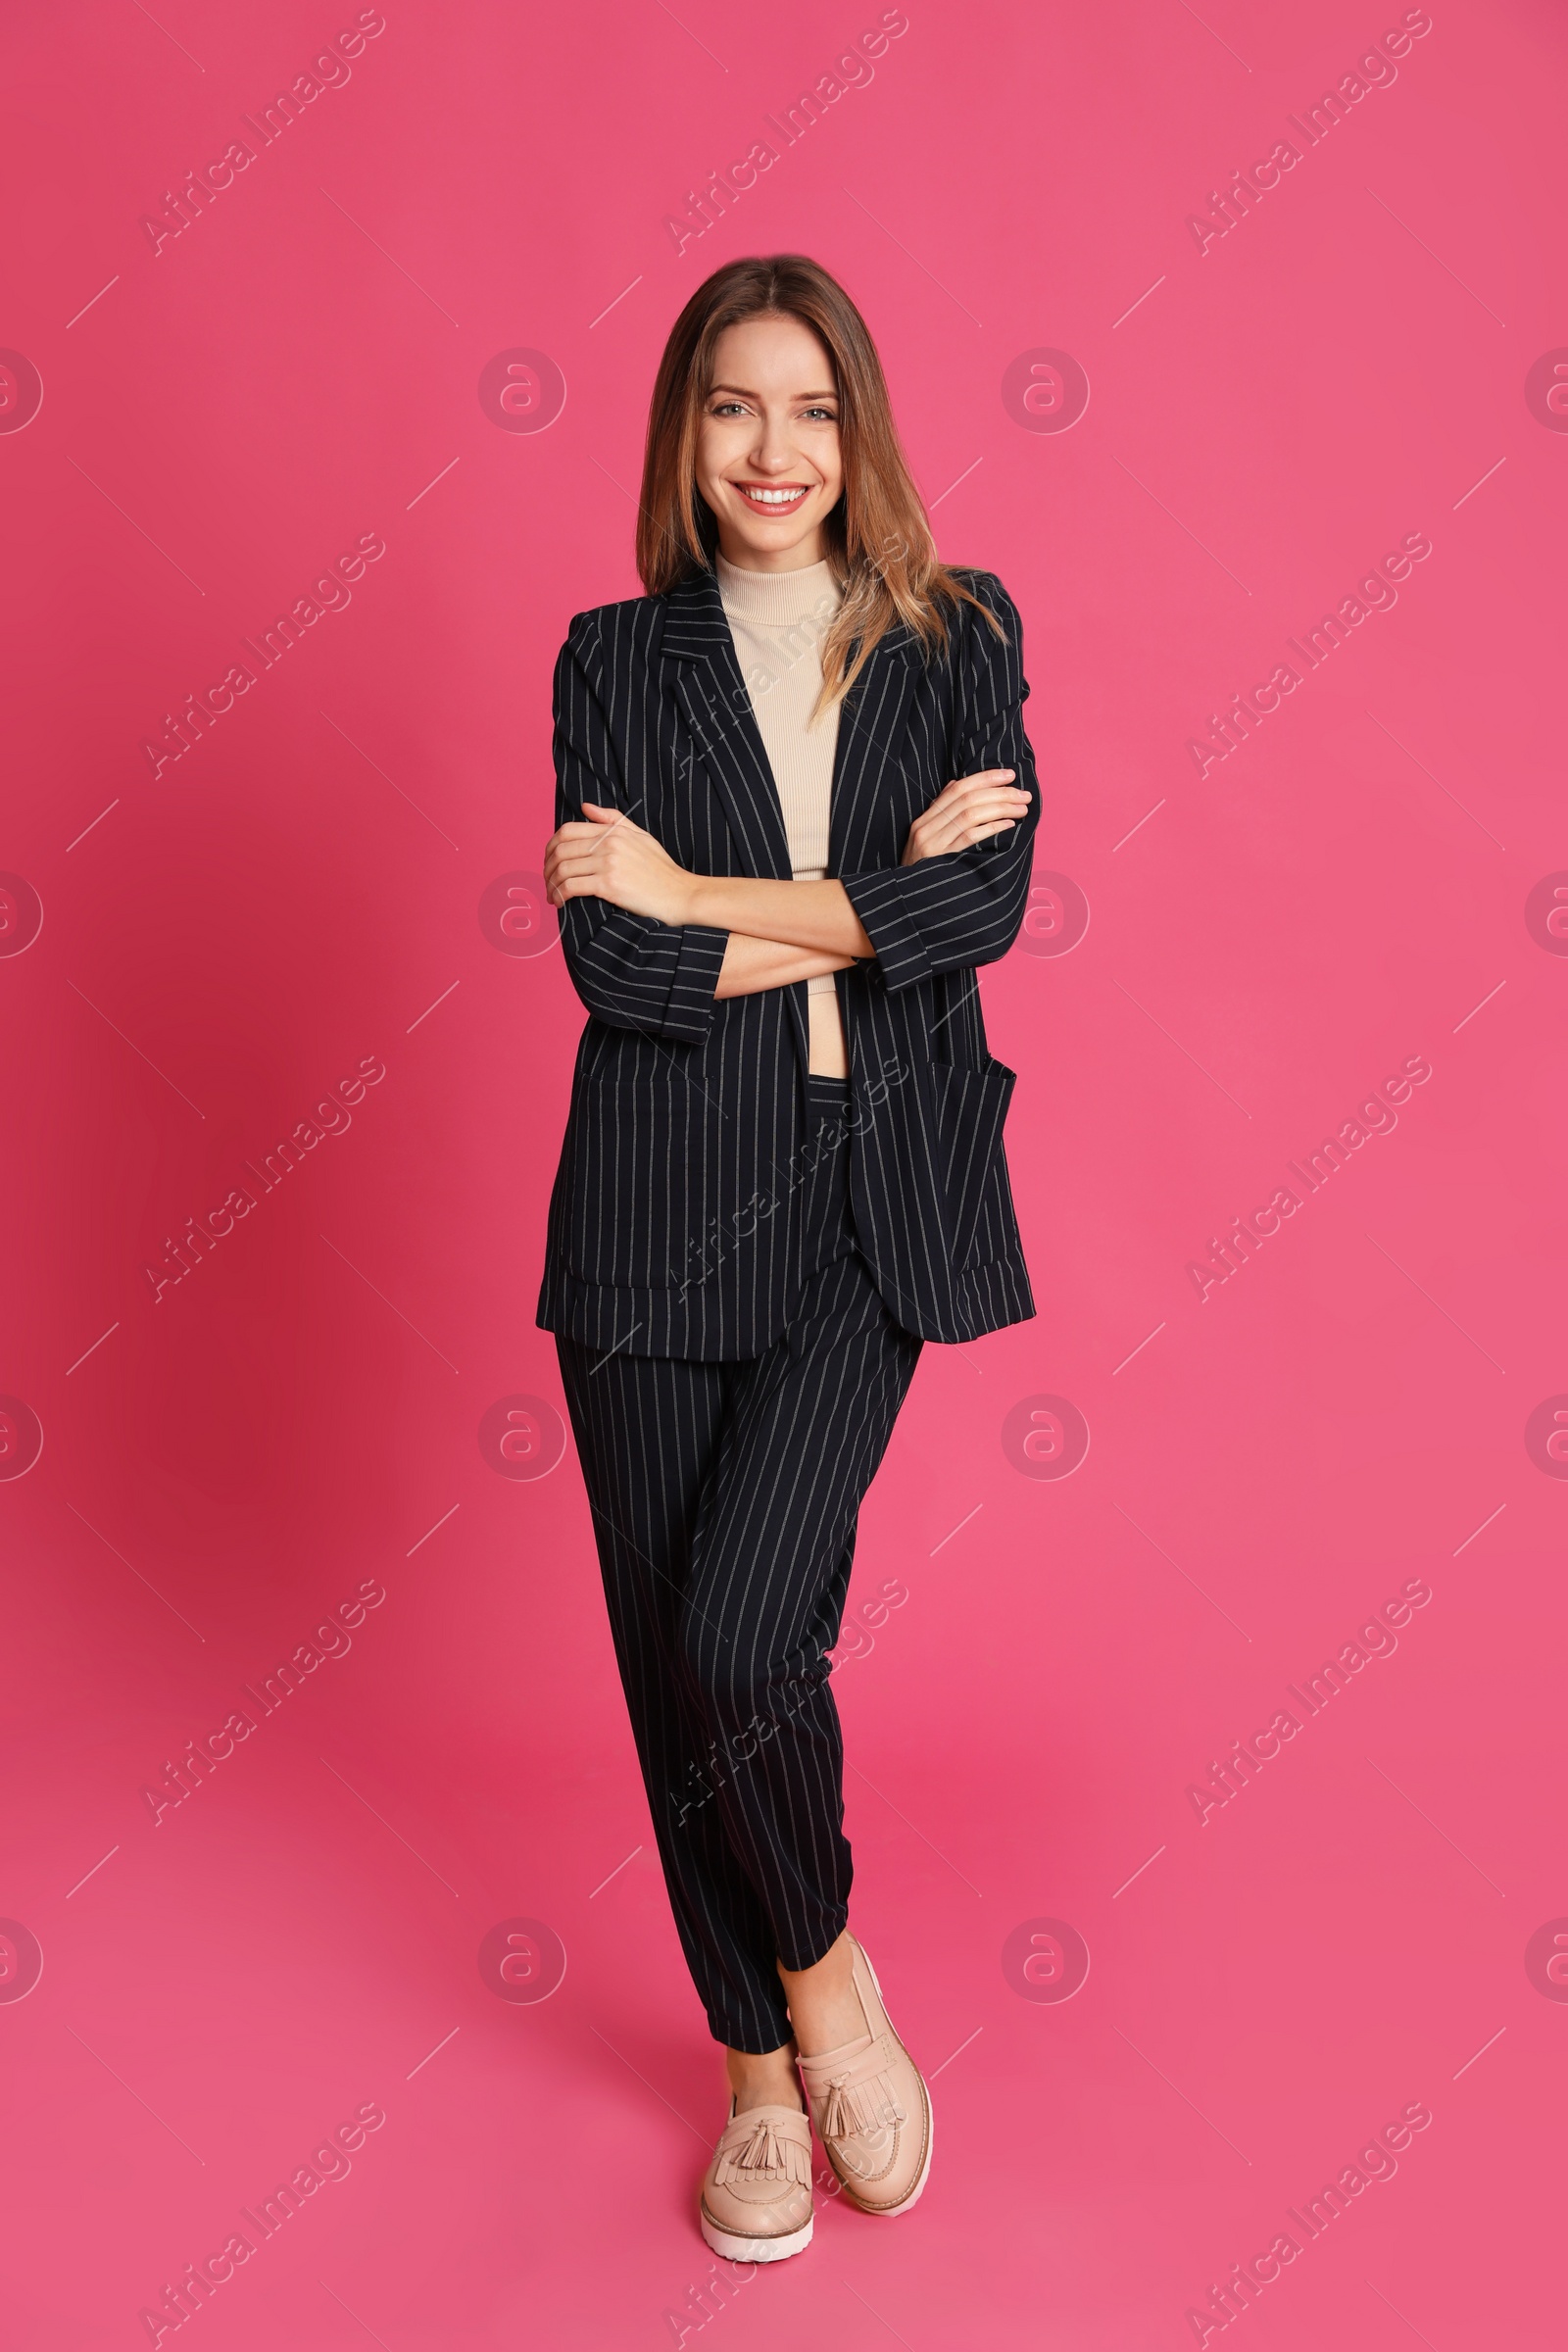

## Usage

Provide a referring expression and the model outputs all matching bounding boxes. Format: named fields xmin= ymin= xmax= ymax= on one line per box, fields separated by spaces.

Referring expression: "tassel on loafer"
xmin=699 ymin=2099 xmax=814 ymax=2263
xmin=796 ymin=1936 xmax=933 ymax=2218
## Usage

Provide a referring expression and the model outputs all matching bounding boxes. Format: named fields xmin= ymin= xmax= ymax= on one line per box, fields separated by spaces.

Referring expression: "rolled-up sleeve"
xmin=841 ymin=573 xmax=1039 ymax=993
xmin=553 ymin=623 xmax=728 ymax=1044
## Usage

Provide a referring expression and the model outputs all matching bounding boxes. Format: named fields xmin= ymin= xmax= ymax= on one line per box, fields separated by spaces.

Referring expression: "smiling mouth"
xmin=731 ymin=482 xmax=811 ymax=513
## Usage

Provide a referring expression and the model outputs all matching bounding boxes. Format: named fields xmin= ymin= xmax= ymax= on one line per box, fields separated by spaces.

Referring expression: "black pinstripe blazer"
xmin=535 ymin=561 xmax=1040 ymax=1360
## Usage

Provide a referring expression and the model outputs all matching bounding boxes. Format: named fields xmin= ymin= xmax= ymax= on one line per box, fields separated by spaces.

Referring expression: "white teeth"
xmin=739 ymin=486 xmax=806 ymax=504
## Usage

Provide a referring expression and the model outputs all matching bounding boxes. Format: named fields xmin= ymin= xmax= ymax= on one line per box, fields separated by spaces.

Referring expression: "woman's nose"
xmin=750 ymin=421 xmax=796 ymax=472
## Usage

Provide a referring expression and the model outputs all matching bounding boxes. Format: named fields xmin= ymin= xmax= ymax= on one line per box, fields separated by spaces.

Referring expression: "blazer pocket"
xmin=563 ymin=1075 xmax=724 ymax=1290
xmin=929 ymin=1057 xmax=1016 ymax=1267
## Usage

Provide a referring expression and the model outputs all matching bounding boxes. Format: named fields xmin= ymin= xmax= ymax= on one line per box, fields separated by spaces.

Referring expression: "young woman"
xmin=538 ymin=254 xmax=1039 ymax=2263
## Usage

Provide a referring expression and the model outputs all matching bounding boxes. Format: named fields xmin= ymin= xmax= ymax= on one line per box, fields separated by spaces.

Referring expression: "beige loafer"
xmin=796 ymin=1936 xmax=933 ymax=2217
xmin=699 ymin=2099 xmax=814 ymax=2263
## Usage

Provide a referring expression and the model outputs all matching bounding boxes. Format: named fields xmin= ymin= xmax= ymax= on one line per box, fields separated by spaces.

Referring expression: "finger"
xmin=949 ymin=787 xmax=1030 ymax=821
xmin=547 ymin=862 xmax=613 ymax=901
xmin=928 ymin=787 xmax=1026 ymax=833
xmin=927 ymin=792 xmax=1023 ymax=837
xmin=546 ymin=851 xmax=611 ymax=890
xmin=959 ymin=803 xmax=1030 ymax=838
xmin=946 ymin=767 xmax=1017 ymax=794
xmin=921 ymin=818 xmax=968 ymax=853
xmin=557 ymin=826 xmax=622 ymax=859
xmin=946 ymin=779 xmax=1029 ymax=813
xmin=915 ymin=810 xmax=1021 ymax=859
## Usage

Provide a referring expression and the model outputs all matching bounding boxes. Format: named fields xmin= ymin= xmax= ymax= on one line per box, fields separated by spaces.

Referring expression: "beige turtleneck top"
xmin=714 ymin=552 xmax=848 ymax=1073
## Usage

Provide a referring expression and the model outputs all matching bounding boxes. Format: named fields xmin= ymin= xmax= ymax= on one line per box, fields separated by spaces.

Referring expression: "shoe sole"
xmin=699 ymin=2207 xmax=813 ymax=2264
xmin=827 ymin=1938 xmax=935 ymax=2220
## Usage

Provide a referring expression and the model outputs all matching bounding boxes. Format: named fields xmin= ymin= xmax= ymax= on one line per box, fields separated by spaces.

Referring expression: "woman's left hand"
xmin=544 ymin=803 xmax=696 ymax=925
xmin=901 ymin=768 xmax=1031 ymax=865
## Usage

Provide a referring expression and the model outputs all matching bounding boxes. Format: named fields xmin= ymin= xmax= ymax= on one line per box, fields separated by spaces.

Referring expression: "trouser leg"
xmin=673 ymin=1250 xmax=921 ymax=2000
xmin=557 ymin=1336 xmax=791 ymax=2054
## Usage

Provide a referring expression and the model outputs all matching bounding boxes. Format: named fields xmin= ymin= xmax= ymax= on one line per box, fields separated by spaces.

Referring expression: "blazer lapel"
xmin=662 ymin=567 xmax=795 ymax=882
xmin=828 ymin=619 xmax=924 ymax=874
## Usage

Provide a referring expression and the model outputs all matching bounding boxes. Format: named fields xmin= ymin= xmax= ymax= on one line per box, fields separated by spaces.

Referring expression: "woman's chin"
xmin=724 ymin=521 xmax=822 ymax=568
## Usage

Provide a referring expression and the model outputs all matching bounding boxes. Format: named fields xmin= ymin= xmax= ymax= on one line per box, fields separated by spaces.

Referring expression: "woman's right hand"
xmin=901 ymin=769 xmax=1031 ymax=864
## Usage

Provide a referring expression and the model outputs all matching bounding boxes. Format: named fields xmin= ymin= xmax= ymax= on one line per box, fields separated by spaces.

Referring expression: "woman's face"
xmin=696 ymin=314 xmax=843 ymax=571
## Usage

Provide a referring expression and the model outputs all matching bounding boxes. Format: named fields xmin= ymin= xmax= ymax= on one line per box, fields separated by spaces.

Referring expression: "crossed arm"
xmin=543 ymin=771 xmax=1031 ymax=1000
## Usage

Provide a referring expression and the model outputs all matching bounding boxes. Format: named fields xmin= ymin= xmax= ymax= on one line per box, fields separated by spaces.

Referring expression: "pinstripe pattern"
xmin=714 ymin=551 xmax=844 ymax=1014
xmin=557 ymin=1084 xmax=921 ymax=2053
xmin=536 ymin=562 xmax=1040 ymax=1358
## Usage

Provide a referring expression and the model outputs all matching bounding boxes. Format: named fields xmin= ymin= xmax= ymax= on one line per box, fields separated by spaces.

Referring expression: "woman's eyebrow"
xmin=708 ymin=382 xmax=839 ymax=401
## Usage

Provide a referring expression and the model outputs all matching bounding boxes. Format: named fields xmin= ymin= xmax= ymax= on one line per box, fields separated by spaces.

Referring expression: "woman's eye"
xmin=803 ymin=407 xmax=837 ymax=421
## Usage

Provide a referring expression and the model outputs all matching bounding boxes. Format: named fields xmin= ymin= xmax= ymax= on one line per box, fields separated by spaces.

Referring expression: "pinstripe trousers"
xmin=557 ymin=1076 xmax=923 ymax=2054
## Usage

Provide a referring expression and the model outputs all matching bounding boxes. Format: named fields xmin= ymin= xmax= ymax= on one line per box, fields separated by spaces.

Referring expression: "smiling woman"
xmin=535 ymin=252 xmax=1041 ymax=2269
xmin=702 ymin=331 xmax=844 ymax=534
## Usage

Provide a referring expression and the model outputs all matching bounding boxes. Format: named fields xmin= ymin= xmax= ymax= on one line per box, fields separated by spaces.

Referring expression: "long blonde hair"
xmin=636 ymin=254 xmax=1005 ymax=710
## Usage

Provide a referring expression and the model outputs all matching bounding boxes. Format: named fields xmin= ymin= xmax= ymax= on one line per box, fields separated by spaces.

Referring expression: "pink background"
xmin=3 ymin=1 xmax=1565 ymax=2343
